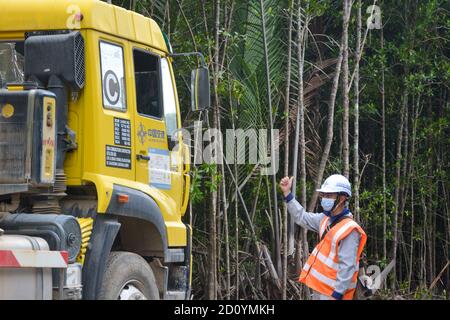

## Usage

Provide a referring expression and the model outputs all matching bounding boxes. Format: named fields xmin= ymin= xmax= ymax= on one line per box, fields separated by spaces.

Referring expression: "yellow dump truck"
xmin=0 ymin=0 xmax=210 ymax=300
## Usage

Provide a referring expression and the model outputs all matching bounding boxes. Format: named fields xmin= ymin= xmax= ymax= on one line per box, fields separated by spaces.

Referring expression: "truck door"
xmin=132 ymin=48 xmax=183 ymax=214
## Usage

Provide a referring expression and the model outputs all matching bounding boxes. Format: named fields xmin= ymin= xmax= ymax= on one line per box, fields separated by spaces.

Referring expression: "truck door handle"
xmin=136 ymin=154 xmax=150 ymax=161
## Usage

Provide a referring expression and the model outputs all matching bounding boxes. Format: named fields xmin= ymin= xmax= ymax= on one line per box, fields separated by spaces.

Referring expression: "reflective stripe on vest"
xmin=311 ymin=247 xmax=339 ymax=270
xmin=303 ymin=263 xmax=358 ymax=290
xmin=325 ymin=220 xmax=359 ymax=265
xmin=299 ymin=217 xmax=367 ymax=300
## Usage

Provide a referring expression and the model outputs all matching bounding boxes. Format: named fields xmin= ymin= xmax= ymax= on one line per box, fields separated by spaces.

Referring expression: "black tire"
xmin=98 ymin=251 xmax=160 ymax=300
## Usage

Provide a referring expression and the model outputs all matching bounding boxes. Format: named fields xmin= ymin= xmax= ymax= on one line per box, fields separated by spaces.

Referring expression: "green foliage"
xmin=360 ymin=187 xmax=394 ymax=239
xmin=190 ymin=163 xmax=222 ymax=205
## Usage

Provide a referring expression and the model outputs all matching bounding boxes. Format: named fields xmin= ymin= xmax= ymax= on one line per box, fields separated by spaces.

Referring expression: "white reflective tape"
xmin=310 ymin=268 xmax=336 ymax=288
xmin=327 ymin=220 xmax=358 ymax=263
xmin=303 ymin=266 xmax=358 ymax=290
xmin=311 ymin=247 xmax=339 ymax=270
xmin=318 ymin=251 xmax=339 ymax=270
xmin=12 ymin=250 xmax=68 ymax=268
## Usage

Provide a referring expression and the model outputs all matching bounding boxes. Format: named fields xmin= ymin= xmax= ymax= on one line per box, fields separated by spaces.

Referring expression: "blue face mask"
xmin=321 ymin=198 xmax=336 ymax=216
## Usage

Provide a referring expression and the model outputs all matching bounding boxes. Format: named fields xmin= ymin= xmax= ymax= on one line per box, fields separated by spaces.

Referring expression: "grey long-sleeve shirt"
xmin=287 ymin=197 xmax=360 ymax=297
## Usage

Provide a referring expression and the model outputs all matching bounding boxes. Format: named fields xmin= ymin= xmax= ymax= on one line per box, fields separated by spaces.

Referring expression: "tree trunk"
xmin=353 ymin=0 xmax=361 ymax=222
xmin=408 ymin=182 xmax=414 ymax=292
xmin=298 ymin=4 xmax=309 ymax=267
xmin=282 ymin=4 xmax=294 ymax=300
xmin=259 ymin=0 xmax=281 ymax=277
xmin=235 ymin=170 xmax=239 ymax=299
xmin=381 ymin=25 xmax=387 ymax=262
xmin=231 ymin=107 xmax=239 ymax=300
xmin=207 ymin=0 xmax=222 ymax=300
xmin=308 ymin=0 xmax=352 ymax=211
xmin=221 ymin=72 xmax=236 ymax=300
xmin=391 ymin=85 xmax=408 ymax=290
xmin=342 ymin=0 xmax=350 ymax=178
xmin=421 ymin=192 xmax=427 ymax=288
xmin=291 ymin=0 xmax=310 ymax=299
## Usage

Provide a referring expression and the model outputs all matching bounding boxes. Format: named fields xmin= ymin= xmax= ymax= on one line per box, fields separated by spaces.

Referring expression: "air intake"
xmin=24 ymin=31 xmax=85 ymax=91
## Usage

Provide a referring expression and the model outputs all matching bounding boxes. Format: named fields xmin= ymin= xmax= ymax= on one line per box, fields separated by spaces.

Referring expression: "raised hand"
xmin=279 ymin=176 xmax=294 ymax=197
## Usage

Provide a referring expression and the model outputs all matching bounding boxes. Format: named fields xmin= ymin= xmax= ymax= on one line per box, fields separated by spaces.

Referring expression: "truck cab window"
xmin=133 ymin=49 xmax=161 ymax=118
xmin=160 ymin=58 xmax=178 ymax=137
xmin=0 ymin=42 xmax=24 ymax=85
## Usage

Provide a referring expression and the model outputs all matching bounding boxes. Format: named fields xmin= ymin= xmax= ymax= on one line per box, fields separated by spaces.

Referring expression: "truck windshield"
xmin=0 ymin=41 xmax=24 ymax=85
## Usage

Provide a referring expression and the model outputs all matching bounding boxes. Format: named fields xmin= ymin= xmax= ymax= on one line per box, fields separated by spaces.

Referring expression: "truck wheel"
xmin=98 ymin=251 xmax=160 ymax=300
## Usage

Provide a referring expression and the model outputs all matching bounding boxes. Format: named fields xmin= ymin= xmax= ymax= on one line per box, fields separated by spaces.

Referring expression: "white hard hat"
xmin=316 ymin=174 xmax=352 ymax=197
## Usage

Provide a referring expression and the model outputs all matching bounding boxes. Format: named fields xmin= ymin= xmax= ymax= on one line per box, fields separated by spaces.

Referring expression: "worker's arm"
xmin=280 ymin=176 xmax=324 ymax=233
xmin=284 ymin=194 xmax=324 ymax=233
xmin=331 ymin=229 xmax=361 ymax=300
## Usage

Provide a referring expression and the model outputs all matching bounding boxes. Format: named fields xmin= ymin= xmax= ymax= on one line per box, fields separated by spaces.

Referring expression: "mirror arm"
xmin=169 ymin=52 xmax=207 ymax=68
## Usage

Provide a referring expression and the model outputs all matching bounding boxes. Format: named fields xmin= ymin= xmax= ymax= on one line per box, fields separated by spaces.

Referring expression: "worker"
xmin=279 ymin=174 xmax=367 ymax=300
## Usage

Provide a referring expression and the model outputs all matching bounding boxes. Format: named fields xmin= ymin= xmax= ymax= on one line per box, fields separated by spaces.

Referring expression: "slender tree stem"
xmin=259 ymin=0 xmax=281 ymax=277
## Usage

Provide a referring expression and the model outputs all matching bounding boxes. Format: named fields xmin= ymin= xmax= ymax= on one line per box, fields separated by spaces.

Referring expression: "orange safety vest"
xmin=299 ymin=216 xmax=367 ymax=300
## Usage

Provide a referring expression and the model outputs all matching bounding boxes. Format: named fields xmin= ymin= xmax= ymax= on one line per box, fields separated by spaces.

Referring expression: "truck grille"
xmin=0 ymin=123 xmax=27 ymax=183
xmin=0 ymin=94 xmax=29 ymax=184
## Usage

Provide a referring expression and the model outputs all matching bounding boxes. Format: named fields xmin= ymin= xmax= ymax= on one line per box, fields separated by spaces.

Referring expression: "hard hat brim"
xmin=316 ymin=187 xmax=352 ymax=197
xmin=316 ymin=187 xmax=337 ymax=194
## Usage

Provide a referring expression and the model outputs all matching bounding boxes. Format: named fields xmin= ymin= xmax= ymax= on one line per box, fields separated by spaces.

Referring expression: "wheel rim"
xmin=118 ymin=280 xmax=147 ymax=300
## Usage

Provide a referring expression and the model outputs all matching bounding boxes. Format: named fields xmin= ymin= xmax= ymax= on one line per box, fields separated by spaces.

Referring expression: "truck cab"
xmin=0 ymin=0 xmax=209 ymax=300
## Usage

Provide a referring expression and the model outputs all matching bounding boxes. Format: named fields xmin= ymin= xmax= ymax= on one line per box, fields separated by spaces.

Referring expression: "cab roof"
xmin=0 ymin=0 xmax=168 ymax=52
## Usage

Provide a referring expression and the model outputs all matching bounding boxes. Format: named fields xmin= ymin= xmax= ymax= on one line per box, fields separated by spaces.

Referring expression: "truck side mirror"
xmin=191 ymin=67 xmax=210 ymax=111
